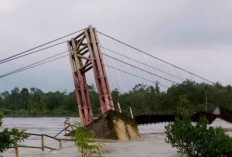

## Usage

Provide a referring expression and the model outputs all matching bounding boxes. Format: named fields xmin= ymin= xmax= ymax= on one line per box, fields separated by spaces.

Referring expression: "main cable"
xmin=0 ymin=41 xmax=66 ymax=64
xmin=101 ymin=46 xmax=184 ymax=81
xmin=0 ymin=50 xmax=69 ymax=79
xmin=0 ymin=28 xmax=84 ymax=64
xmin=98 ymin=31 xmax=215 ymax=84
xmin=0 ymin=49 xmax=173 ymax=88
xmin=0 ymin=49 xmax=172 ymax=89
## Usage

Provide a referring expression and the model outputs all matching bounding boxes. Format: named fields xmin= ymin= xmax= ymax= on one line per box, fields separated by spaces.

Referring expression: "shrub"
xmin=165 ymin=109 xmax=232 ymax=157
xmin=0 ymin=111 xmax=29 ymax=153
xmin=72 ymin=123 xmax=103 ymax=156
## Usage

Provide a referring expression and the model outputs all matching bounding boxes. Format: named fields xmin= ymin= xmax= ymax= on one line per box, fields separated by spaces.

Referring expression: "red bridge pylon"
xmin=67 ymin=25 xmax=114 ymax=125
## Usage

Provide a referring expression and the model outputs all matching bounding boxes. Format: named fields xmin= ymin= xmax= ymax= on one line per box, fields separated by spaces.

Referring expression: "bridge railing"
xmin=11 ymin=119 xmax=76 ymax=157
xmin=115 ymin=102 xmax=134 ymax=119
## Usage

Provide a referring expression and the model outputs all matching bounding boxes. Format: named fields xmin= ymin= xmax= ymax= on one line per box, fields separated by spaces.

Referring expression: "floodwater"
xmin=1 ymin=118 xmax=232 ymax=157
xmin=2 ymin=117 xmax=79 ymax=145
xmin=2 ymin=117 xmax=79 ymax=134
xmin=1 ymin=117 xmax=79 ymax=157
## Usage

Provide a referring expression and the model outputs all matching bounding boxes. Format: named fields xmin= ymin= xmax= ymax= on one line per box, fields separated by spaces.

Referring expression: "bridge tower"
xmin=67 ymin=26 xmax=114 ymax=125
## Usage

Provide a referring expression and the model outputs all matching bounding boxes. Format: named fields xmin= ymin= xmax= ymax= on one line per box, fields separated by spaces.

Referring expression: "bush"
xmin=165 ymin=109 xmax=232 ymax=157
xmin=71 ymin=123 xmax=103 ymax=157
xmin=0 ymin=111 xmax=29 ymax=153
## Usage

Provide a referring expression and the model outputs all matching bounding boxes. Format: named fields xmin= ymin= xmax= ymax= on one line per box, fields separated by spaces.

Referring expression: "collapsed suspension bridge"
xmin=0 ymin=25 xmax=215 ymax=125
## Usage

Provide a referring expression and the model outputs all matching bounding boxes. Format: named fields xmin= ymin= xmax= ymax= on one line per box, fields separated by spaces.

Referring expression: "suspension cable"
xmin=102 ymin=53 xmax=177 ymax=84
xmin=98 ymin=31 xmax=215 ymax=84
xmin=0 ymin=41 xmax=67 ymax=64
xmin=105 ymin=64 xmax=169 ymax=88
xmin=0 ymin=28 xmax=84 ymax=64
xmin=101 ymin=46 xmax=184 ymax=81
xmin=0 ymin=51 xmax=69 ymax=79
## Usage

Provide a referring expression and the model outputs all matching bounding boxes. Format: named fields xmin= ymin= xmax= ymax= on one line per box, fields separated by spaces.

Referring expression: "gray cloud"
xmin=1 ymin=0 xmax=232 ymax=92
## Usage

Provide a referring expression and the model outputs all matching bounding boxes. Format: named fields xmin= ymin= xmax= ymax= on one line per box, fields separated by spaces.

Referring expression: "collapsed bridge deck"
xmin=134 ymin=106 xmax=232 ymax=125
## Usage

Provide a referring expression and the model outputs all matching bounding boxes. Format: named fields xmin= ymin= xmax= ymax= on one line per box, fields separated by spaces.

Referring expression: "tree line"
xmin=0 ymin=80 xmax=231 ymax=116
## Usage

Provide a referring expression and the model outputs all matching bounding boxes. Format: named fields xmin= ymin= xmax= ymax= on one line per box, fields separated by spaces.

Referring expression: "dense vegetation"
xmin=0 ymin=80 xmax=231 ymax=116
xmin=165 ymin=109 xmax=232 ymax=156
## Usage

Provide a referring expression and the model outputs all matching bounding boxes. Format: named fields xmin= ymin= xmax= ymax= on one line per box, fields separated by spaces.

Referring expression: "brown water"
xmin=1 ymin=117 xmax=80 ymax=157
xmin=1 ymin=118 xmax=232 ymax=157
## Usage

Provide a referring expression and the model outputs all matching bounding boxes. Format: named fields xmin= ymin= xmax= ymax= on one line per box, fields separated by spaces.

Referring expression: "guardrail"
xmin=13 ymin=133 xmax=75 ymax=157
xmin=11 ymin=109 xmax=133 ymax=157
xmin=116 ymin=102 xmax=134 ymax=119
xmin=12 ymin=119 xmax=76 ymax=157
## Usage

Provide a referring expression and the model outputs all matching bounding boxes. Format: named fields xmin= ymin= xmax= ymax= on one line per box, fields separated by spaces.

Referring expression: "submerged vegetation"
xmin=71 ymin=123 xmax=103 ymax=156
xmin=0 ymin=80 xmax=232 ymax=116
xmin=165 ymin=109 xmax=232 ymax=156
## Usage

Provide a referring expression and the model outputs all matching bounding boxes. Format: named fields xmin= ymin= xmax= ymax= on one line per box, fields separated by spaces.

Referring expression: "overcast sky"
xmin=1 ymin=0 xmax=232 ymax=93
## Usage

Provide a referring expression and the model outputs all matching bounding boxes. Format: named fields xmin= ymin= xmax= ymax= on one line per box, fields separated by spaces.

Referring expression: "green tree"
xmin=20 ymin=88 xmax=29 ymax=109
xmin=29 ymin=94 xmax=45 ymax=111
xmin=165 ymin=109 xmax=232 ymax=156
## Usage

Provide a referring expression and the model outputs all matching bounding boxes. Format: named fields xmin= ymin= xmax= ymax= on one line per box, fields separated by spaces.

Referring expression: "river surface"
xmin=2 ymin=117 xmax=79 ymax=146
xmin=1 ymin=117 xmax=232 ymax=157
xmin=2 ymin=117 xmax=232 ymax=140
xmin=1 ymin=117 xmax=80 ymax=157
xmin=2 ymin=117 xmax=79 ymax=135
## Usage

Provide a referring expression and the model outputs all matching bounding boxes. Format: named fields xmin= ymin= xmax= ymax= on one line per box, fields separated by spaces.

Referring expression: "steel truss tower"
xmin=67 ymin=26 xmax=114 ymax=125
